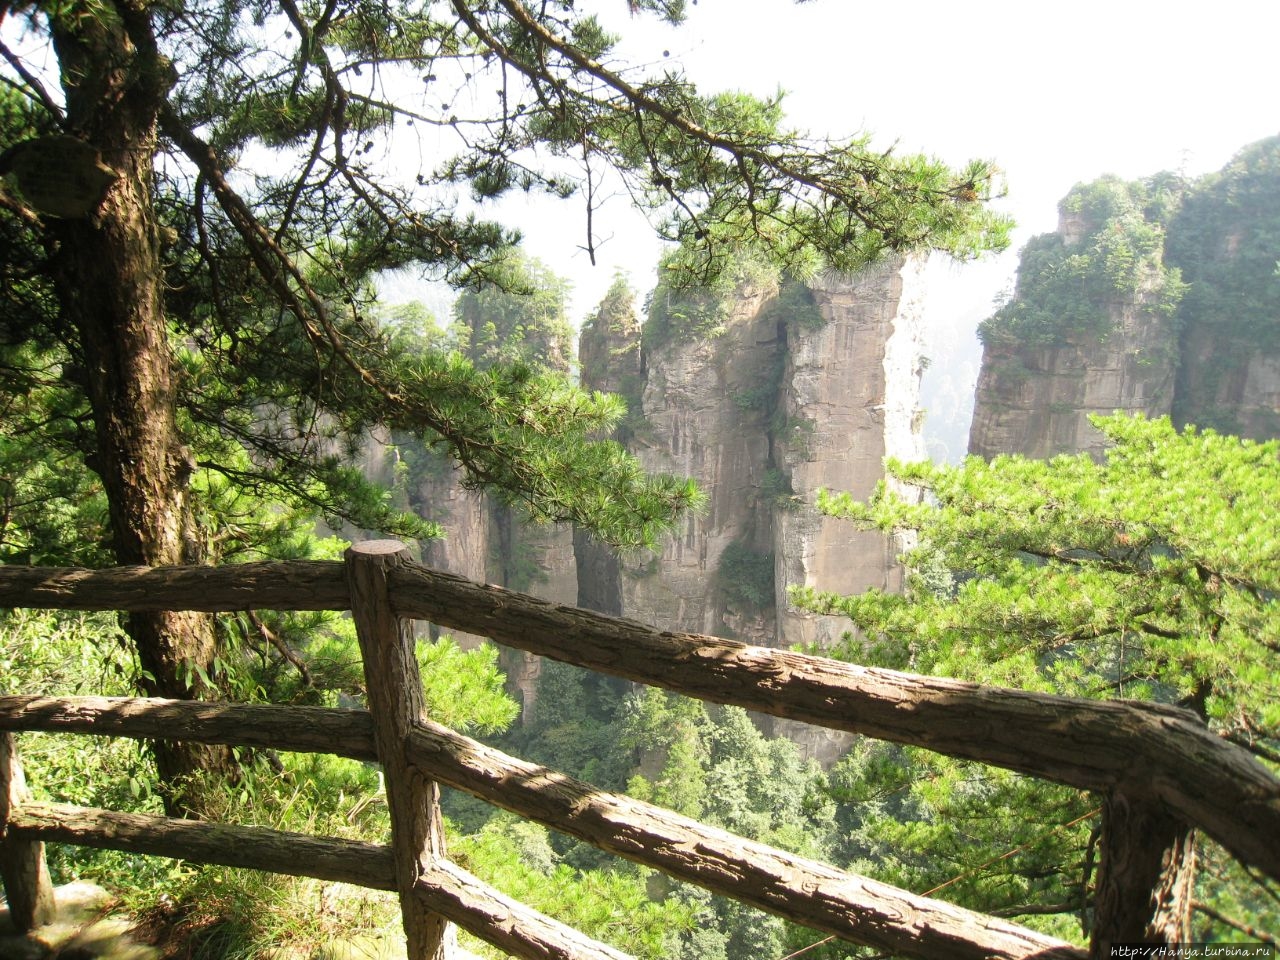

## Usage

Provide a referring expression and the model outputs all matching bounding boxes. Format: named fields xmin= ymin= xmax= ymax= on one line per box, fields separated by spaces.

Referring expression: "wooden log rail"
xmin=4 ymin=802 xmax=632 ymax=960
xmin=2 ymin=557 xmax=1277 ymax=883
xmin=0 ymin=694 xmax=1082 ymax=960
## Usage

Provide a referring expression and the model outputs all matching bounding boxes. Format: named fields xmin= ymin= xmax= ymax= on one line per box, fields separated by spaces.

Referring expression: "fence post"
xmin=346 ymin=541 xmax=449 ymax=960
xmin=1 ymin=732 xmax=56 ymax=931
xmin=1089 ymin=788 xmax=1194 ymax=959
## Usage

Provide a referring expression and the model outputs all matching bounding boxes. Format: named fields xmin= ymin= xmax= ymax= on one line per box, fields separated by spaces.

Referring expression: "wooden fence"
xmin=0 ymin=541 xmax=1277 ymax=960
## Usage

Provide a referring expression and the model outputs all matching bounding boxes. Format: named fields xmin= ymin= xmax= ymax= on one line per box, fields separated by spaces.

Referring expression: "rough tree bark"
xmin=44 ymin=4 xmax=233 ymax=814
xmin=1090 ymin=790 xmax=1195 ymax=959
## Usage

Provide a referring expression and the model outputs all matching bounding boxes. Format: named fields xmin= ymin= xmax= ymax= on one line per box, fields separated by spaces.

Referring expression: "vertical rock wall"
xmin=619 ymin=278 xmax=780 ymax=642
xmin=770 ymin=259 xmax=927 ymax=760
xmin=968 ymin=312 xmax=1177 ymax=460
xmin=776 ymin=260 xmax=926 ymax=651
xmin=574 ymin=278 xmax=645 ymax=617
xmin=576 ymin=257 xmax=929 ymax=763
xmin=968 ymin=190 xmax=1181 ymax=460
xmin=407 ymin=459 xmax=576 ymax=720
xmin=490 ymin=507 xmax=577 ymax=721
xmin=1168 ymin=137 xmax=1280 ymax=439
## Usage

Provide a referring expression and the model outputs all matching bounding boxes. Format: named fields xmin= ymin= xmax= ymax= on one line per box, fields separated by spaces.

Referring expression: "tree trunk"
xmin=1090 ymin=789 xmax=1195 ymax=958
xmin=46 ymin=4 xmax=233 ymax=816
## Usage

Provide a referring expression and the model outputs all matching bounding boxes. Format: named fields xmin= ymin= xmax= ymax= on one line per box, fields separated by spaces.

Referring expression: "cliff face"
xmin=577 ymin=257 xmax=929 ymax=762
xmin=775 ymin=261 xmax=927 ymax=651
xmin=618 ymin=276 xmax=780 ymax=642
xmin=967 ymin=287 xmax=1178 ymax=460
xmin=968 ymin=177 xmax=1183 ymax=458
xmin=574 ymin=276 xmax=644 ymax=617
xmin=1168 ymin=137 xmax=1280 ymax=438
xmin=969 ymin=137 xmax=1280 ymax=460
xmin=770 ymin=261 xmax=928 ymax=759
xmin=393 ymin=256 xmax=580 ymax=720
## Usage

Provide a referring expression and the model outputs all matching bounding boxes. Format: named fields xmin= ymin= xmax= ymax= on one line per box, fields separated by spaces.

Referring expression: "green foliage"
xmin=716 ymin=539 xmax=776 ymax=612
xmin=796 ymin=413 xmax=1280 ymax=936
xmin=644 ymin=250 xmax=781 ymax=352
xmin=450 ymin=254 xmax=575 ymax=373
xmin=418 ymin=638 xmax=520 ymax=735
xmin=499 ymin=659 xmax=634 ymax=791
xmin=453 ymin=815 xmax=697 ymax=959
xmin=124 ymin=750 xmax=401 ymax=960
xmin=828 ymin=741 xmax=1093 ymax=941
xmin=485 ymin=667 xmax=849 ymax=957
xmin=0 ymin=336 xmax=112 ymax=567
xmin=1166 ymin=135 xmax=1280 ymax=432
xmin=979 ymin=176 xmax=1186 ymax=348
xmin=0 ymin=607 xmax=523 ymax=957
xmin=618 ymin=691 xmax=841 ymax=955
xmin=765 ymin=279 xmax=827 ymax=331
xmin=0 ymin=610 xmax=163 ymax=838
xmin=760 ymin=466 xmax=799 ymax=510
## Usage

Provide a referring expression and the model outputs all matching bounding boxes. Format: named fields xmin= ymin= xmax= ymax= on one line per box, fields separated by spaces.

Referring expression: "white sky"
xmin=480 ymin=0 xmax=1280 ymax=339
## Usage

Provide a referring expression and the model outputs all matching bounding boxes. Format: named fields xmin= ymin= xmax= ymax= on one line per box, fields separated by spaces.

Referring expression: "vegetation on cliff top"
xmin=978 ymin=175 xmax=1186 ymax=348
xmin=1167 ymin=135 xmax=1280 ymax=432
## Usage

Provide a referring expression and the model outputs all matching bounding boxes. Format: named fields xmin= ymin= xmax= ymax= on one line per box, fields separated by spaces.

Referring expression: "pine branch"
xmin=1192 ymin=899 xmax=1277 ymax=945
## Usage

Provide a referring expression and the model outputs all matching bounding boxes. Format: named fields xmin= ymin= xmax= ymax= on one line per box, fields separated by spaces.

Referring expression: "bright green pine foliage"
xmin=452 ymin=815 xmax=697 ymax=959
xmin=801 ymin=414 xmax=1279 ymax=737
xmin=795 ymin=413 xmax=1279 ymax=938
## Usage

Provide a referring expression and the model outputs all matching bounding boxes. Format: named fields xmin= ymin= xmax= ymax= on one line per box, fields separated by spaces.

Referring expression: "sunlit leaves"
xmin=979 ymin=176 xmax=1186 ymax=348
xmin=804 ymin=413 xmax=1280 ymax=743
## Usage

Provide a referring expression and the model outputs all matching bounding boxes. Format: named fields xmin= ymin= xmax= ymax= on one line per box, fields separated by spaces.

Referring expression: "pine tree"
xmin=795 ymin=413 xmax=1280 ymax=941
xmin=0 ymin=1 xmax=1008 ymax=812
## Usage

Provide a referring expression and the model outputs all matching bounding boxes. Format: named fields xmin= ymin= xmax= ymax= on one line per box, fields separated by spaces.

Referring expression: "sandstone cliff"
xmin=968 ymin=176 xmax=1183 ymax=458
xmin=399 ymin=255 xmax=934 ymax=750
xmin=577 ymin=257 xmax=930 ymax=761
xmin=1167 ymin=136 xmax=1280 ymax=439
xmin=968 ymin=137 xmax=1280 ymax=460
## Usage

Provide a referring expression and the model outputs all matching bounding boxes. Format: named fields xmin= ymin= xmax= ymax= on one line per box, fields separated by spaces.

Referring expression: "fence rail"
xmin=1 ymin=542 xmax=1278 ymax=960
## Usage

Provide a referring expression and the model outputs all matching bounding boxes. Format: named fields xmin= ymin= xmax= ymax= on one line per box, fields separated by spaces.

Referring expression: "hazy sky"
xmin=489 ymin=0 xmax=1279 ymax=338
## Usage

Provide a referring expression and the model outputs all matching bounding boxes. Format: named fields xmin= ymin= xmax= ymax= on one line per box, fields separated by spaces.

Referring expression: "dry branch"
xmin=7 ymin=801 xmax=396 ymax=890
xmin=0 ymin=560 xmax=348 ymax=612
xmin=403 ymin=721 xmax=1083 ymax=960
xmin=0 ymin=695 xmax=376 ymax=761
